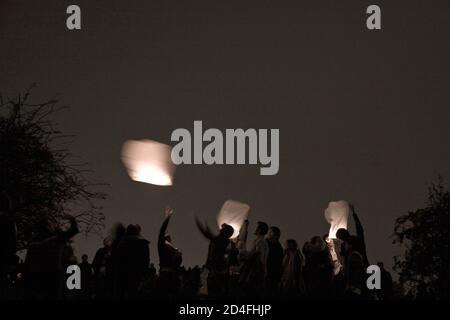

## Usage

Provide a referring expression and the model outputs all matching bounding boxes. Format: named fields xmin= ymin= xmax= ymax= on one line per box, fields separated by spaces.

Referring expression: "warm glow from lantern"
xmin=217 ymin=200 xmax=250 ymax=239
xmin=324 ymin=200 xmax=350 ymax=239
xmin=121 ymin=139 xmax=175 ymax=186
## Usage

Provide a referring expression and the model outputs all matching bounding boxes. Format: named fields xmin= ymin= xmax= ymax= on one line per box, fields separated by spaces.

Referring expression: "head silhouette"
xmin=103 ymin=236 xmax=112 ymax=248
xmin=111 ymin=222 xmax=126 ymax=243
xmin=286 ymin=239 xmax=298 ymax=251
xmin=220 ymin=223 xmax=234 ymax=239
xmin=126 ymin=224 xmax=140 ymax=236
xmin=255 ymin=221 xmax=269 ymax=236
xmin=336 ymin=228 xmax=350 ymax=241
xmin=267 ymin=226 xmax=281 ymax=241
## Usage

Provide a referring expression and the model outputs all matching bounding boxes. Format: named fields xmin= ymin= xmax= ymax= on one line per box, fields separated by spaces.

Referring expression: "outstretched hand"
xmin=165 ymin=206 xmax=174 ymax=218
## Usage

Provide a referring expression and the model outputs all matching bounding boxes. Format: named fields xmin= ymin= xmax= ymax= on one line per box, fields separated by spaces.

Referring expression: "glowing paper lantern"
xmin=121 ymin=139 xmax=175 ymax=186
xmin=217 ymin=200 xmax=250 ymax=239
xmin=324 ymin=200 xmax=350 ymax=239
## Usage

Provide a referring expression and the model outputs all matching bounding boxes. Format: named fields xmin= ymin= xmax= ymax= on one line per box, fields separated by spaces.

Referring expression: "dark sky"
xmin=1 ymin=0 xmax=449 ymax=272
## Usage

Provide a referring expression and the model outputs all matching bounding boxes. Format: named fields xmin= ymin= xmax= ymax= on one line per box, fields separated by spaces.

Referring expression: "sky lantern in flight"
xmin=121 ymin=139 xmax=176 ymax=186
xmin=324 ymin=200 xmax=350 ymax=239
xmin=217 ymin=199 xmax=250 ymax=239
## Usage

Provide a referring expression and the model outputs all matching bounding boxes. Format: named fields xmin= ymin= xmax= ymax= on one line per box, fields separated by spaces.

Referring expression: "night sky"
xmin=1 ymin=0 xmax=449 ymax=272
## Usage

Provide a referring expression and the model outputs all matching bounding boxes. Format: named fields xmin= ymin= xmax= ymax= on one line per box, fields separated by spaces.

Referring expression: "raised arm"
xmin=159 ymin=206 xmax=173 ymax=244
xmin=236 ymin=220 xmax=249 ymax=250
xmin=350 ymin=204 xmax=369 ymax=265
xmin=195 ymin=216 xmax=215 ymax=240
xmin=350 ymin=204 xmax=364 ymax=238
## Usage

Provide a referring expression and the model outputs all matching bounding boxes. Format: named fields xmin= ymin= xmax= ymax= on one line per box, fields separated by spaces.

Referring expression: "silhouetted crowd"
xmin=0 ymin=196 xmax=394 ymax=300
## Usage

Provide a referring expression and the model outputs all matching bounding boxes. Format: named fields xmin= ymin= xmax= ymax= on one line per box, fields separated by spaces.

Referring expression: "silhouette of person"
xmin=180 ymin=265 xmax=201 ymax=299
xmin=377 ymin=262 xmax=393 ymax=300
xmin=78 ymin=254 xmax=93 ymax=298
xmin=92 ymin=237 xmax=112 ymax=278
xmin=344 ymin=251 xmax=367 ymax=299
xmin=92 ymin=237 xmax=112 ymax=298
xmin=23 ymin=215 xmax=79 ymax=299
xmin=227 ymin=240 xmax=239 ymax=269
xmin=336 ymin=204 xmax=369 ymax=267
xmin=195 ymin=217 xmax=234 ymax=299
xmin=239 ymin=221 xmax=269 ymax=298
xmin=266 ymin=226 xmax=283 ymax=298
xmin=303 ymin=236 xmax=333 ymax=299
xmin=280 ymin=239 xmax=305 ymax=298
xmin=158 ymin=206 xmax=182 ymax=299
xmin=106 ymin=222 xmax=126 ymax=298
xmin=252 ymin=221 xmax=269 ymax=270
xmin=115 ymin=224 xmax=150 ymax=299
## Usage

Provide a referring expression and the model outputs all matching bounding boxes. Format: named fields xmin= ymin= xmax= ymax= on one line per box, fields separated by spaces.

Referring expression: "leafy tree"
xmin=393 ymin=176 xmax=450 ymax=299
xmin=0 ymin=87 xmax=106 ymax=249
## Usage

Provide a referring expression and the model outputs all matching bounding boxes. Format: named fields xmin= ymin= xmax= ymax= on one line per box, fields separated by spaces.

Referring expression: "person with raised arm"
xmin=158 ymin=206 xmax=182 ymax=299
xmin=195 ymin=217 xmax=234 ymax=299
xmin=336 ymin=204 xmax=369 ymax=267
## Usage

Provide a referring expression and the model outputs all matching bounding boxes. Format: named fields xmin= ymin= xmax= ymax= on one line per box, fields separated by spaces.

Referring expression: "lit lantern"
xmin=121 ymin=139 xmax=176 ymax=186
xmin=217 ymin=200 xmax=250 ymax=239
xmin=324 ymin=200 xmax=350 ymax=239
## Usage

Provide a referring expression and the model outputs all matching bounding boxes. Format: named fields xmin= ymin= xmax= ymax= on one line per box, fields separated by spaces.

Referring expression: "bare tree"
xmin=0 ymin=86 xmax=106 ymax=249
